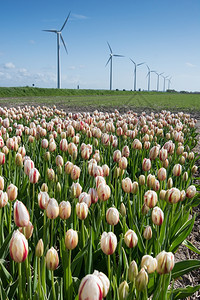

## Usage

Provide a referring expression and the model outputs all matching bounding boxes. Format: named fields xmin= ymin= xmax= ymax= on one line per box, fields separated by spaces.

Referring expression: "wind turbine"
xmin=161 ymin=75 xmax=169 ymax=92
xmin=130 ymin=59 xmax=145 ymax=91
xmin=167 ymin=77 xmax=172 ymax=90
xmin=43 ymin=12 xmax=70 ymax=89
xmin=105 ymin=42 xmax=124 ymax=90
xmin=146 ymin=65 xmax=156 ymax=91
xmin=155 ymin=72 xmax=164 ymax=92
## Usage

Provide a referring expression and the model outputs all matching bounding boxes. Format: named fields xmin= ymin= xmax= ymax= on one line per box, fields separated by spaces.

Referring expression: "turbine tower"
xmin=167 ymin=77 xmax=172 ymax=90
xmin=146 ymin=65 xmax=156 ymax=91
xmin=162 ymin=75 xmax=169 ymax=92
xmin=105 ymin=42 xmax=124 ymax=90
xmin=155 ymin=72 xmax=164 ymax=92
xmin=43 ymin=12 xmax=70 ymax=89
xmin=130 ymin=59 xmax=145 ymax=91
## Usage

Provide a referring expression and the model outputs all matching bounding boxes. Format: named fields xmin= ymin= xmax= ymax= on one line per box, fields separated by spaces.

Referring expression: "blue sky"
xmin=0 ymin=0 xmax=200 ymax=92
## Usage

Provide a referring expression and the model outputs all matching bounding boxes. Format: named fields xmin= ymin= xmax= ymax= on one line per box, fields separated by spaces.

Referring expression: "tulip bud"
xmin=102 ymin=164 xmax=110 ymax=177
xmin=173 ymin=164 xmax=182 ymax=176
xmin=7 ymin=183 xmax=18 ymax=201
xmin=47 ymin=168 xmax=55 ymax=181
xmin=44 ymin=151 xmax=50 ymax=161
xmin=19 ymin=221 xmax=34 ymax=239
xmin=0 ymin=152 xmax=5 ymax=165
xmin=159 ymin=148 xmax=168 ymax=161
xmin=65 ymin=229 xmax=78 ymax=250
xmin=88 ymin=188 xmax=98 ymax=203
xmin=29 ymin=167 xmax=40 ymax=184
xmin=78 ymin=274 xmax=103 ymax=300
xmin=79 ymin=192 xmax=91 ymax=207
xmin=128 ymin=260 xmax=138 ymax=281
xmin=35 ymin=239 xmax=44 ymax=257
xmin=118 ymin=281 xmax=129 ymax=300
xmin=46 ymin=198 xmax=59 ymax=219
xmin=167 ymin=177 xmax=173 ymax=189
xmin=24 ymin=159 xmax=34 ymax=176
xmin=156 ymin=251 xmax=174 ymax=274
xmin=93 ymin=270 xmax=110 ymax=298
xmin=139 ymin=175 xmax=145 ymax=186
xmin=144 ymin=190 xmax=158 ymax=208
xmin=142 ymin=203 xmax=150 ymax=215
xmin=120 ymin=203 xmax=126 ymax=217
xmin=157 ymin=167 xmax=167 ymax=181
xmin=182 ymin=171 xmax=188 ymax=182
xmin=113 ymin=150 xmax=121 ymax=162
xmin=165 ymin=188 xmax=181 ymax=204
xmin=124 ymin=229 xmax=138 ymax=248
xmin=180 ymin=190 xmax=186 ymax=201
xmin=141 ymin=255 xmax=157 ymax=273
xmin=188 ymin=152 xmax=194 ymax=160
xmin=122 ymin=177 xmax=133 ymax=193
xmin=159 ymin=189 xmax=166 ymax=201
xmin=132 ymin=139 xmax=142 ymax=150
xmin=143 ymin=225 xmax=152 ymax=240
xmin=59 ymin=201 xmax=71 ymax=219
xmin=97 ymin=183 xmax=111 ymax=201
xmin=14 ymin=200 xmax=30 ymax=227
xmin=10 ymin=230 xmax=28 ymax=263
xmin=191 ymin=165 xmax=198 ymax=174
xmin=135 ymin=268 xmax=148 ymax=292
xmin=0 ymin=176 xmax=4 ymax=190
xmin=76 ymin=202 xmax=88 ymax=220
xmin=100 ymin=231 xmax=117 ymax=255
xmin=38 ymin=191 xmax=49 ymax=210
xmin=106 ymin=207 xmax=119 ymax=225
xmin=45 ymin=247 xmax=59 ymax=271
xmin=186 ymin=185 xmax=196 ymax=198
xmin=119 ymin=157 xmax=128 ymax=170
xmin=60 ymin=139 xmax=68 ymax=152
xmin=152 ymin=206 xmax=164 ymax=226
xmin=142 ymin=158 xmax=151 ymax=172
xmin=71 ymin=165 xmax=81 ymax=181
xmin=0 ymin=191 xmax=8 ymax=208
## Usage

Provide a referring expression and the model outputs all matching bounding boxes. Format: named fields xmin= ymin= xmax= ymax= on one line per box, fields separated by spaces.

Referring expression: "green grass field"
xmin=0 ymin=87 xmax=200 ymax=112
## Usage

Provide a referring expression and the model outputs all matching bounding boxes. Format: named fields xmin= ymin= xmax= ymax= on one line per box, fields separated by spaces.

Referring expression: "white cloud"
xmin=72 ymin=13 xmax=88 ymax=20
xmin=186 ymin=62 xmax=196 ymax=68
xmin=29 ymin=40 xmax=35 ymax=44
xmin=4 ymin=62 xmax=15 ymax=69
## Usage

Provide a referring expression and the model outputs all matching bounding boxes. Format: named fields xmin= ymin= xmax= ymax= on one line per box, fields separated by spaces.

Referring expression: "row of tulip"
xmin=0 ymin=105 xmax=199 ymax=299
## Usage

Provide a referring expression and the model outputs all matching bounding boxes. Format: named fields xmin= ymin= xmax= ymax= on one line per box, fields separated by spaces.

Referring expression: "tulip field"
xmin=0 ymin=105 xmax=200 ymax=299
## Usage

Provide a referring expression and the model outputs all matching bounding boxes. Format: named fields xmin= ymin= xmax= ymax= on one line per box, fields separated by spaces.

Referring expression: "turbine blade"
xmin=130 ymin=58 xmax=136 ymax=65
xmin=137 ymin=62 xmax=145 ymax=66
xmin=43 ymin=29 xmax=57 ymax=33
xmin=113 ymin=54 xmax=124 ymax=57
xmin=105 ymin=56 xmax=111 ymax=67
xmin=159 ymin=72 xmax=164 ymax=76
xmin=60 ymin=12 xmax=71 ymax=31
xmin=60 ymin=34 xmax=68 ymax=54
xmin=107 ymin=42 xmax=112 ymax=54
xmin=146 ymin=64 xmax=150 ymax=71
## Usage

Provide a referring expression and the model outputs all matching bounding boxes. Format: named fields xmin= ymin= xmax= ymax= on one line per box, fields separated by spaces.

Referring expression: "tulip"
xmin=65 ymin=229 xmax=78 ymax=250
xmin=165 ymin=188 xmax=181 ymax=204
xmin=14 ymin=200 xmax=30 ymax=227
xmin=106 ymin=207 xmax=119 ymax=226
xmin=59 ymin=201 xmax=71 ymax=220
xmin=159 ymin=148 xmax=168 ymax=161
xmin=132 ymin=181 xmax=139 ymax=194
xmin=128 ymin=260 xmax=138 ymax=282
xmin=78 ymin=274 xmax=103 ymax=300
xmin=95 ymin=176 xmax=106 ymax=188
xmin=141 ymin=203 xmax=150 ymax=215
xmin=0 ymin=176 xmax=4 ymax=190
xmin=167 ymin=177 xmax=173 ymax=189
xmin=182 ymin=171 xmax=188 ymax=182
xmin=41 ymin=138 xmax=48 ymax=149
xmin=29 ymin=167 xmax=40 ymax=184
xmin=132 ymin=139 xmax=142 ymax=150
xmin=191 ymin=165 xmax=198 ymax=174
xmin=156 ymin=251 xmax=174 ymax=274
xmin=157 ymin=167 xmax=167 ymax=181
xmin=102 ymin=164 xmax=110 ymax=177
xmin=10 ymin=230 xmax=28 ymax=263
xmin=88 ymin=188 xmax=98 ymax=204
xmin=124 ymin=229 xmax=138 ymax=248
xmin=65 ymin=161 xmax=74 ymax=174
xmin=38 ymin=191 xmax=49 ymax=209
xmin=0 ymin=191 xmax=8 ymax=208
xmin=186 ymin=185 xmax=196 ymax=198
xmin=139 ymin=175 xmax=145 ymax=186
xmin=49 ymin=141 xmax=56 ymax=152
xmin=76 ymin=202 xmax=88 ymax=220
xmin=152 ymin=206 xmax=164 ymax=226
xmin=71 ymin=165 xmax=81 ymax=181
xmin=79 ymin=192 xmax=91 ymax=207
xmin=144 ymin=190 xmax=158 ymax=208
xmin=120 ymin=203 xmax=126 ymax=217
xmin=118 ymin=281 xmax=129 ymax=300
xmin=113 ymin=150 xmax=121 ymax=162
xmin=0 ymin=152 xmax=5 ymax=165
xmin=159 ymin=189 xmax=166 ymax=200
xmin=24 ymin=159 xmax=34 ymax=176
xmin=100 ymin=232 xmax=117 ymax=255
xmin=35 ymin=239 xmax=44 ymax=257
xmin=47 ymin=168 xmax=55 ymax=181
xmin=135 ymin=268 xmax=148 ymax=292
xmin=143 ymin=225 xmax=152 ymax=240
xmin=119 ymin=157 xmax=128 ymax=170
xmin=45 ymin=247 xmax=59 ymax=271
xmin=93 ymin=270 xmax=110 ymax=298
xmin=46 ymin=198 xmax=59 ymax=219
xmin=149 ymin=145 xmax=159 ymax=160
xmin=122 ymin=177 xmax=133 ymax=193
xmin=173 ymin=163 xmax=182 ymax=176
xmin=142 ymin=158 xmax=151 ymax=172
xmin=7 ymin=183 xmax=18 ymax=201
xmin=55 ymin=155 xmax=64 ymax=167
xmin=97 ymin=183 xmax=111 ymax=201
xmin=141 ymin=255 xmax=157 ymax=273
xmin=180 ymin=190 xmax=186 ymax=201
xmin=60 ymin=138 xmax=68 ymax=152
xmin=19 ymin=221 xmax=34 ymax=239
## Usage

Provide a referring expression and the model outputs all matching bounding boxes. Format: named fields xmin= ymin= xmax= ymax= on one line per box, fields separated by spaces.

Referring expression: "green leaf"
xmin=172 ymin=260 xmax=200 ymax=279
xmin=169 ymin=284 xmax=200 ymax=299
xmin=0 ymin=278 xmax=9 ymax=300
xmin=169 ymin=215 xmax=195 ymax=252
xmin=7 ymin=279 xmax=19 ymax=300
xmin=182 ymin=240 xmax=200 ymax=255
xmin=0 ymin=260 xmax=12 ymax=283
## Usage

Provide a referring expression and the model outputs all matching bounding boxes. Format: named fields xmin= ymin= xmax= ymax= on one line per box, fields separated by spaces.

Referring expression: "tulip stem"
xmin=81 ymin=220 xmax=85 ymax=248
xmin=31 ymin=183 xmax=35 ymax=223
xmin=51 ymin=219 xmax=54 ymax=247
xmin=51 ymin=270 xmax=56 ymax=300
xmin=37 ymin=257 xmax=42 ymax=299
xmin=107 ymin=255 xmax=111 ymax=279
xmin=18 ymin=263 xmax=23 ymax=300
xmin=9 ymin=201 xmax=12 ymax=234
